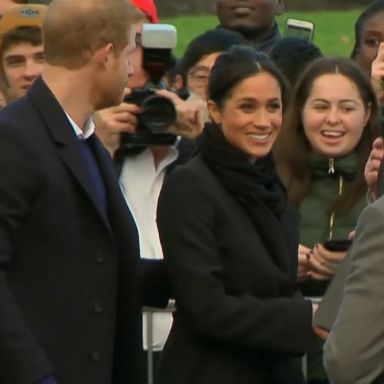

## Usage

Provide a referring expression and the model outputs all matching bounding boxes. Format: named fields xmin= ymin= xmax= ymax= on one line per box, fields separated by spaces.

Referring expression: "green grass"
xmin=163 ymin=9 xmax=363 ymax=58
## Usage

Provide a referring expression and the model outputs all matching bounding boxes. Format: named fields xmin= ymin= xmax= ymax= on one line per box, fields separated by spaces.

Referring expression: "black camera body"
xmin=121 ymin=23 xmax=179 ymax=148
xmin=123 ymin=85 xmax=176 ymax=134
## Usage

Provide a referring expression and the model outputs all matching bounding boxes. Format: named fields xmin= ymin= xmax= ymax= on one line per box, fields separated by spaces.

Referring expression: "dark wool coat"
xmin=157 ymin=156 xmax=313 ymax=384
xmin=0 ymin=78 xmax=144 ymax=384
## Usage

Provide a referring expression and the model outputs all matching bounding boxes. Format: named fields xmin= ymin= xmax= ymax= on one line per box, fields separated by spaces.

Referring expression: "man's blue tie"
xmin=77 ymin=135 xmax=108 ymax=222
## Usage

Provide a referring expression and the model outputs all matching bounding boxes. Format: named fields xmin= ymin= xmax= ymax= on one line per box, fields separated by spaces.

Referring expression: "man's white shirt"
xmin=120 ymin=146 xmax=178 ymax=350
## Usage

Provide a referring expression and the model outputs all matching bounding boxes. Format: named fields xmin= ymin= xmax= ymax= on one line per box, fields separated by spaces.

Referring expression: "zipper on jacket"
xmin=328 ymin=174 xmax=344 ymax=240
xmin=328 ymin=158 xmax=335 ymax=174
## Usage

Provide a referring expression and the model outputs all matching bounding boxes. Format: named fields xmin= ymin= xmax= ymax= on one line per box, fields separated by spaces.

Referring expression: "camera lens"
xmin=140 ymin=95 xmax=176 ymax=133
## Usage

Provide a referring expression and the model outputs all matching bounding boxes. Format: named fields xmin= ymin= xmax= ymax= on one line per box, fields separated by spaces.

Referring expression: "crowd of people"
xmin=0 ymin=0 xmax=384 ymax=384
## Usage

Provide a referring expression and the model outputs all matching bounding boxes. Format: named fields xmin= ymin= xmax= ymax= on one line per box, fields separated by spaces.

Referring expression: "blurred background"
xmin=155 ymin=0 xmax=372 ymax=16
xmin=8 ymin=0 xmax=374 ymax=62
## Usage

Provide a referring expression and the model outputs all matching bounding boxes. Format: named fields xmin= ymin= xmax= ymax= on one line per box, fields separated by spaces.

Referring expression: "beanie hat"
xmin=131 ymin=0 xmax=159 ymax=23
xmin=0 ymin=4 xmax=47 ymax=36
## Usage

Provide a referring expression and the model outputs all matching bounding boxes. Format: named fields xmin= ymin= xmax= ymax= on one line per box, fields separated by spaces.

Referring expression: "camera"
xmin=124 ymin=89 xmax=176 ymax=134
xmin=121 ymin=23 xmax=179 ymax=147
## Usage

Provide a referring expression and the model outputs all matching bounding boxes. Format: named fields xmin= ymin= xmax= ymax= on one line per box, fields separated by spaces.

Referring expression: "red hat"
xmin=131 ymin=0 xmax=159 ymax=23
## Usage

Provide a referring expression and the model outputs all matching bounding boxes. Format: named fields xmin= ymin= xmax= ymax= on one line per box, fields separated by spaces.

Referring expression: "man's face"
xmin=94 ymin=26 xmax=136 ymax=110
xmin=2 ymin=42 xmax=44 ymax=100
xmin=92 ymin=22 xmax=149 ymax=111
xmin=216 ymin=0 xmax=284 ymax=33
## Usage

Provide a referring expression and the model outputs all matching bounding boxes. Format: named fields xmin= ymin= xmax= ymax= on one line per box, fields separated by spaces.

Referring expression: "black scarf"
xmin=197 ymin=123 xmax=297 ymax=286
xmin=217 ymin=21 xmax=281 ymax=54
xmin=197 ymin=122 xmax=287 ymax=217
xmin=253 ymin=21 xmax=281 ymax=54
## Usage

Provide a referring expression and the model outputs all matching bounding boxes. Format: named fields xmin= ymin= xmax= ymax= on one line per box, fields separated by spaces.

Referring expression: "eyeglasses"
xmin=187 ymin=69 xmax=210 ymax=86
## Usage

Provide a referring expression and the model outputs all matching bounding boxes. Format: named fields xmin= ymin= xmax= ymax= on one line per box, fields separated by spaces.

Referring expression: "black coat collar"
xmin=27 ymin=77 xmax=116 ymax=237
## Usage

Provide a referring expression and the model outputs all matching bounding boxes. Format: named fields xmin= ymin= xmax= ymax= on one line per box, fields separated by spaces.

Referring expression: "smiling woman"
xmin=274 ymin=56 xmax=379 ymax=384
xmin=208 ymin=71 xmax=283 ymax=161
xmin=156 ymin=45 xmax=314 ymax=384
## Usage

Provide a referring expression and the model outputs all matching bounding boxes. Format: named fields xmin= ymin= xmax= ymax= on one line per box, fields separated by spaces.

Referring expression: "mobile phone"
xmin=323 ymin=239 xmax=352 ymax=252
xmin=284 ymin=18 xmax=315 ymax=42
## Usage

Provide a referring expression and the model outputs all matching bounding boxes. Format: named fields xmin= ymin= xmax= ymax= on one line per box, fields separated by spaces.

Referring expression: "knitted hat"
xmin=0 ymin=4 xmax=47 ymax=36
xmin=131 ymin=0 xmax=159 ymax=23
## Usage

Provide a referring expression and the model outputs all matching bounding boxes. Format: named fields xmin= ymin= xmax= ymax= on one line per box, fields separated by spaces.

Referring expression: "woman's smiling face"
xmin=209 ymin=71 xmax=283 ymax=161
xmin=302 ymin=73 xmax=370 ymax=158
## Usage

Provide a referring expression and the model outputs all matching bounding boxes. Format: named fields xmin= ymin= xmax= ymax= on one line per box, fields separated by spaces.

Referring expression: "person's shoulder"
xmin=167 ymin=155 xmax=211 ymax=183
xmin=357 ymin=196 xmax=384 ymax=227
xmin=368 ymin=194 xmax=384 ymax=210
xmin=176 ymin=138 xmax=197 ymax=160
xmin=0 ymin=96 xmax=35 ymax=127
xmin=162 ymin=155 xmax=231 ymax=212
xmin=164 ymin=155 xmax=196 ymax=185
xmin=0 ymin=96 xmax=48 ymax=160
xmin=162 ymin=155 xmax=218 ymax=198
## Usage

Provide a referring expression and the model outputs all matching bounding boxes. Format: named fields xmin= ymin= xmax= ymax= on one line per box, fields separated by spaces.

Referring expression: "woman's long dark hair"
xmin=208 ymin=45 xmax=290 ymax=110
xmin=274 ymin=57 xmax=379 ymax=213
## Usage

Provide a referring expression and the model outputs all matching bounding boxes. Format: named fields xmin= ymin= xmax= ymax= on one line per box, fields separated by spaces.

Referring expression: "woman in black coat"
xmin=156 ymin=46 xmax=314 ymax=384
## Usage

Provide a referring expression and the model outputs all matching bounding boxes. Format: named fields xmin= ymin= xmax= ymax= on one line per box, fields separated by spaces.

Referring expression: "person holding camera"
xmin=176 ymin=28 xmax=248 ymax=102
xmin=94 ymin=2 xmax=205 ymax=383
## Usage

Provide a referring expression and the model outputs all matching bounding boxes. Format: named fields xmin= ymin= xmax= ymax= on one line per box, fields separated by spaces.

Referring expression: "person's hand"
xmin=364 ymin=137 xmax=384 ymax=200
xmin=313 ymin=324 xmax=329 ymax=340
xmin=155 ymin=89 xmax=205 ymax=139
xmin=311 ymin=302 xmax=319 ymax=316
xmin=94 ymin=92 xmax=140 ymax=157
xmin=298 ymin=244 xmax=311 ymax=282
xmin=307 ymin=243 xmax=347 ymax=280
xmin=348 ymin=229 xmax=356 ymax=241
xmin=311 ymin=302 xmax=329 ymax=340
xmin=371 ymin=42 xmax=384 ymax=107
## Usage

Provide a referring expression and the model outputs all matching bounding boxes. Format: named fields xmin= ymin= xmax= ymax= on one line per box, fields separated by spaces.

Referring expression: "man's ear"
xmin=275 ymin=0 xmax=285 ymax=15
xmin=94 ymin=43 xmax=114 ymax=68
xmin=207 ymin=100 xmax=222 ymax=124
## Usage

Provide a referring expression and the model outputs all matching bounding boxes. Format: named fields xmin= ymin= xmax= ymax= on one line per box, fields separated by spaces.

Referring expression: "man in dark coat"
xmin=0 ymin=1 xmax=146 ymax=383
xmin=215 ymin=0 xmax=285 ymax=54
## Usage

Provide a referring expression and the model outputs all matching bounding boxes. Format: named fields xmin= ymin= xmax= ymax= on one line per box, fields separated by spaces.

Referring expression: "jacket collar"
xmin=27 ymin=77 xmax=116 ymax=238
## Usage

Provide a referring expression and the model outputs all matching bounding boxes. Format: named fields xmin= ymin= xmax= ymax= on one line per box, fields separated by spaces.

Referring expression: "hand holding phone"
xmin=307 ymin=241 xmax=350 ymax=280
xmin=322 ymin=239 xmax=352 ymax=252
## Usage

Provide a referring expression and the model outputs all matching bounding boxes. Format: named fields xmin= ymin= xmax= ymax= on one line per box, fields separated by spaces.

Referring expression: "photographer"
xmin=94 ymin=3 xmax=204 ymax=383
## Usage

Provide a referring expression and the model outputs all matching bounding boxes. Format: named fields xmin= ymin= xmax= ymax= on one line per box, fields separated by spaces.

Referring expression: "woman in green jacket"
xmin=274 ymin=57 xmax=379 ymax=384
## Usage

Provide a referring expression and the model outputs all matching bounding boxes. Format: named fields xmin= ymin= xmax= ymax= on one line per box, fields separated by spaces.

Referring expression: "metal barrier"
xmin=143 ymin=301 xmax=308 ymax=383
xmin=143 ymin=300 xmax=175 ymax=384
